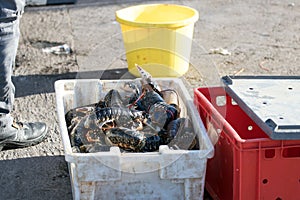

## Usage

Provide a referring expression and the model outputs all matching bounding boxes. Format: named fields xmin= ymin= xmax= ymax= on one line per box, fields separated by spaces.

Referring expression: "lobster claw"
xmin=135 ymin=64 xmax=162 ymax=95
xmin=135 ymin=64 xmax=152 ymax=85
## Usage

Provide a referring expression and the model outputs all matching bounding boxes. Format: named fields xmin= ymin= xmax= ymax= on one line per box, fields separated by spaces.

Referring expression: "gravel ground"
xmin=0 ymin=0 xmax=299 ymax=199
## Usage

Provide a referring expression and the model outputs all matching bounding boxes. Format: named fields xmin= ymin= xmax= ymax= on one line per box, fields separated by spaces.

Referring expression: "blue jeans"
xmin=0 ymin=0 xmax=24 ymax=130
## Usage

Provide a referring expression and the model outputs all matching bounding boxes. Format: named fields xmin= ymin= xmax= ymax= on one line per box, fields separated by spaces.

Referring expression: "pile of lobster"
xmin=65 ymin=65 xmax=198 ymax=153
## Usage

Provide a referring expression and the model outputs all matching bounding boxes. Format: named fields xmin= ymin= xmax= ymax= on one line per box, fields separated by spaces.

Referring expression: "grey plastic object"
xmin=222 ymin=75 xmax=300 ymax=140
xmin=26 ymin=0 xmax=76 ymax=6
xmin=46 ymin=0 xmax=76 ymax=4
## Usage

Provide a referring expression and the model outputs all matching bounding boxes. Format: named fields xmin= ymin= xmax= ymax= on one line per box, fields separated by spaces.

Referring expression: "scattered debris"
xmin=224 ymin=60 xmax=234 ymax=65
xmin=42 ymin=44 xmax=71 ymax=55
xmin=259 ymin=60 xmax=270 ymax=71
xmin=288 ymin=2 xmax=295 ymax=7
xmin=233 ymin=68 xmax=245 ymax=76
xmin=259 ymin=32 xmax=270 ymax=37
xmin=209 ymin=48 xmax=231 ymax=56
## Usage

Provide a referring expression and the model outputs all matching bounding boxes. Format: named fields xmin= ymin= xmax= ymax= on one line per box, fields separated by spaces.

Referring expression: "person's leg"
xmin=0 ymin=14 xmax=19 ymax=135
xmin=0 ymin=1 xmax=47 ymax=150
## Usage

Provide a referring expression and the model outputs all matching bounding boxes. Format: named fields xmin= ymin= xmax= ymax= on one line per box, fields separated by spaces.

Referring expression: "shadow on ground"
xmin=13 ymin=68 xmax=135 ymax=98
xmin=0 ymin=155 xmax=72 ymax=200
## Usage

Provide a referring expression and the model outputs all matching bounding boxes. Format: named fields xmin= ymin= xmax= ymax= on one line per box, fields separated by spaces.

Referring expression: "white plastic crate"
xmin=55 ymin=78 xmax=214 ymax=200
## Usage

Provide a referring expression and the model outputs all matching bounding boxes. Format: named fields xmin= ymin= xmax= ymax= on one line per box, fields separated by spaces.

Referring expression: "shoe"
xmin=0 ymin=121 xmax=48 ymax=151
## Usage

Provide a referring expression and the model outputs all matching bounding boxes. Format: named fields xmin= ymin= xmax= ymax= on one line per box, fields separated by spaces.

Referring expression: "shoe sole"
xmin=0 ymin=126 xmax=48 ymax=151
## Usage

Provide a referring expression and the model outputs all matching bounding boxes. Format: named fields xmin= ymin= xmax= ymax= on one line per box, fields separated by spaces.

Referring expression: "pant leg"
xmin=0 ymin=0 xmax=24 ymax=129
xmin=0 ymin=19 xmax=19 ymax=114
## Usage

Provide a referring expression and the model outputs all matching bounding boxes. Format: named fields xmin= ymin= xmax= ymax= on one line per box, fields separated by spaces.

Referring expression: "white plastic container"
xmin=55 ymin=78 xmax=214 ymax=200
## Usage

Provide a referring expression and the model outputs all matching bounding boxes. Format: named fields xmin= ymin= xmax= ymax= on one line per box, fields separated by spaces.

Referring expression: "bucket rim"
xmin=115 ymin=4 xmax=199 ymax=28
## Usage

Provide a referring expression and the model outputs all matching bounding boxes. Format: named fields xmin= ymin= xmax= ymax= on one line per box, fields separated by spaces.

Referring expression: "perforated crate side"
xmin=194 ymin=87 xmax=300 ymax=200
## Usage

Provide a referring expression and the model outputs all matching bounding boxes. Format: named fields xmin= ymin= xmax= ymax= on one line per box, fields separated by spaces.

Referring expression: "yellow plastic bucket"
xmin=115 ymin=4 xmax=199 ymax=77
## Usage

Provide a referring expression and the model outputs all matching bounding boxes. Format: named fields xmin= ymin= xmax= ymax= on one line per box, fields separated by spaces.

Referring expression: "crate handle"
xmin=282 ymin=147 xmax=300 ymax=158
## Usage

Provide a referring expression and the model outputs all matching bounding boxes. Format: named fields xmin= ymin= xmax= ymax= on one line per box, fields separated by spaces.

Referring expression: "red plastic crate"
xmin=194 ymin=86 xmax=300 ymax=200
